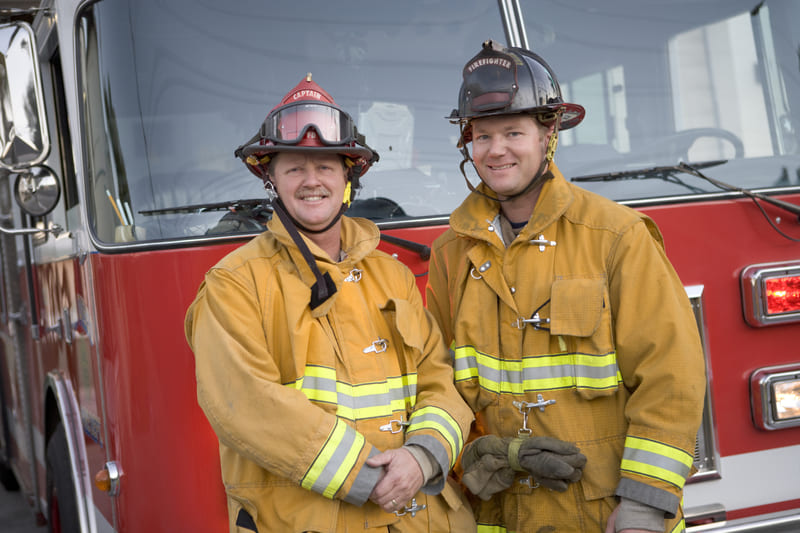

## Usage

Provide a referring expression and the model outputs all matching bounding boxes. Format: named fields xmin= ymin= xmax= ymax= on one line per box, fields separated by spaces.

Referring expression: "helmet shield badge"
xmin=462 ymin=47 xmax=519 ymax=115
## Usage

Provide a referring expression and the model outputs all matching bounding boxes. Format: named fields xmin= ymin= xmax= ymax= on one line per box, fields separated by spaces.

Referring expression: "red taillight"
xmin=741 ymin=262 xmax=800 ymax=327
xmin=765 ymin=275 xmax=800 ymax=314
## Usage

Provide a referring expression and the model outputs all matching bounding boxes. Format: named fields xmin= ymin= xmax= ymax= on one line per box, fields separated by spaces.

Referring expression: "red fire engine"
xmin=0 ymin=1 xmax=798 ymax=531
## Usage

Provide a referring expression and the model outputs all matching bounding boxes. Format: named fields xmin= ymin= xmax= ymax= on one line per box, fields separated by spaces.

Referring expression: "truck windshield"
xmin=77 ymin=0 xmax=800 ymax=244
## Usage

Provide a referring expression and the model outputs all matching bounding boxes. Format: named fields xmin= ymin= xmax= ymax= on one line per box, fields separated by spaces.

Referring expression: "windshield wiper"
xmin=573 ymin=159 xmax=800 ymax=241
xmin=139 ymin=197 xmax=434 ymax=258
xmin=571 ymin=159 xmax=727 ymax=194
xmin=139 ymin=198 xmax=270 ymax=216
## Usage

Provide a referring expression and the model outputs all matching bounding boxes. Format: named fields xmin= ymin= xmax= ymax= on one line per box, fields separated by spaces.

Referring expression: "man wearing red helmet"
xmin=426 ymin=41 xmax=706 ymax=532
xmin=186 ymin=75 xmax=475 ymax=532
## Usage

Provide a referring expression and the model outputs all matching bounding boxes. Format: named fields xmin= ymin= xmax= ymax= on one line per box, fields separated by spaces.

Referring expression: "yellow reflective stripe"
xmin=453 ymin=344 xmax=620 ymax=394
xmin=477 ymin=524 xmax=508 ymax=533
xmin=291 ymin=365 xmax=338 ymax=403
xmin=669 ymin=518 xmax=685 ymax=533
xmin=285 ymin=365 xmax=417 ymax=421
xmin=407 ymin=406 xmax=464 ymax=463
xmin=301 ymin=418 xmax=365 ymax=498
xmin=621 ymin=436 xmax=693 ymax=489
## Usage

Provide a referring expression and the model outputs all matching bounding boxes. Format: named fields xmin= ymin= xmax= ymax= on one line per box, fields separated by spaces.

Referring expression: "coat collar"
xmin=266 ymin=214 xmax=381 ymax=266
xmin=449 ymin=162 xmax=575 ymax=244
xmin=265 ymin=214 xmax=382 ymax=316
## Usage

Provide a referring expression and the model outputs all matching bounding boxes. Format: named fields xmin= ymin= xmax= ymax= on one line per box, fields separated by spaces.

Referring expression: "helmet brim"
xmin=239 ymin=142 xmax=377 ymax=162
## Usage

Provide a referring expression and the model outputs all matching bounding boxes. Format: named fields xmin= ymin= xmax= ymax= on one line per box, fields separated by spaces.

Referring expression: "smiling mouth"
xmin=298 ymin=189 xmax=330 ymax=201
xmin=488 ymin=163 xmax=515 ymax=171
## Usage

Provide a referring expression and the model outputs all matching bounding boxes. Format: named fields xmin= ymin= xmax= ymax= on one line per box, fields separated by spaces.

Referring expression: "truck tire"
xmin=46 ymin=423 xmax=81 ymax=533
xmin=0 ymin=461 xmax=18 ymax=490
xmin=0 ymin=365 xmax=20 ymax=491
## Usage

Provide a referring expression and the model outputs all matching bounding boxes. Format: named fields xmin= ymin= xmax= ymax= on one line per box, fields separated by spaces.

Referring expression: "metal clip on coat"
xmin=394 ymin=498 xmax=426 ymax=517
xmin=529 ymin=234 xmax=556 ymax=252
xmin=379 ymin=416 xmax=410 ymax=434
xmin=363 ymin=339 xmax=388 ymax=354
xmin=344 ymin=268 xmax=362 ymax=282
xmin=512 ymin=394 xmax=556 ymax=437
xmin=512 ymin=312 xmax=550 ymax=330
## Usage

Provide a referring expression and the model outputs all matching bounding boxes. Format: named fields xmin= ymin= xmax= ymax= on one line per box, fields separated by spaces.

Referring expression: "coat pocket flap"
xmin=550 ymin=278 xmax=607 ymax=337
xmin=381 ymin=298 xmax=425 ymax=353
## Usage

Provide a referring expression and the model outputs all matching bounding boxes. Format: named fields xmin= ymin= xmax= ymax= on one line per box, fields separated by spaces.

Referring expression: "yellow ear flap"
xmin=343 ymin=180 xmax=353 ymax=206
xmin=246 ymin=154 xmax=272 ymax=166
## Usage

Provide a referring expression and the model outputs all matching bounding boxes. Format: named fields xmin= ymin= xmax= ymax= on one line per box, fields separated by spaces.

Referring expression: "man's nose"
xmin=302 ymin=165 xmax=323 ymax=182
xmin=487 ymin=136 xmax=507 ymax=156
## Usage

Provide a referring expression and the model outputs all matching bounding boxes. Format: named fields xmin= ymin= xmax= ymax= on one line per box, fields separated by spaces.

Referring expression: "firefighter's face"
xmin=470 ymin=114 xmax=553 ymax=199
xmin=270 ymin=152 xmax=347 ymax=231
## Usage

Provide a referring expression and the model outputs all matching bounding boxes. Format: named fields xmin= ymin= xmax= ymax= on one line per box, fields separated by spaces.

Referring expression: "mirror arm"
xmin=0 ymin=224 xmax=62 ymax=236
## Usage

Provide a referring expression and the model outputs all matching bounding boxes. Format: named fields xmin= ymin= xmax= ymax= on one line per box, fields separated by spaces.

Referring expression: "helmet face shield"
xmin=261 ymin=102 xmax=356 ymax=146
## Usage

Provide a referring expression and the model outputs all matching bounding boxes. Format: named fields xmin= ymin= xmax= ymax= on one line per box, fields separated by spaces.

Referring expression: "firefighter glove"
xmin=460 ymin=435 xmax=515 ymax=500
xmin=510 ymin=435 xmax=587 ymax=492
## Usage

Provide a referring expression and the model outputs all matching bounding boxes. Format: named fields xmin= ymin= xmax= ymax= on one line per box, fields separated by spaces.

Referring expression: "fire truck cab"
xmin=0 ymin=0 xmax=799 ymax=531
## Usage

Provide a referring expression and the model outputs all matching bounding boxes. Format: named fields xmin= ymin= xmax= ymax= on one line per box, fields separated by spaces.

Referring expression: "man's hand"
xmin=367 ymin=448 xmax=424 ymax=513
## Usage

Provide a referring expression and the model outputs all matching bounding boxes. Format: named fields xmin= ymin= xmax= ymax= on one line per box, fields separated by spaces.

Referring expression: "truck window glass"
xmin=519 ymin=0 xmax=800 ymax=202
xmin=76 ymin=0 xmax=505 ymax=244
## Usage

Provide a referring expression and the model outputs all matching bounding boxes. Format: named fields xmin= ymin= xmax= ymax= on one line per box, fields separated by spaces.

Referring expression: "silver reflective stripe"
xmin=453 ymin=345 xmax=620 ymax=393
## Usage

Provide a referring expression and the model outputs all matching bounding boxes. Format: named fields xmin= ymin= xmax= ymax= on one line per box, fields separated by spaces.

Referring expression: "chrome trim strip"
xmin=82 ymin=185 xmax=800 ymax=251
xmin=684 ymin=285 xmax=721 ymax=483
xmin=46 ymin=371 xmax=97 ymax=533
xmin=687 ymin=509 xmax=800 ymax=532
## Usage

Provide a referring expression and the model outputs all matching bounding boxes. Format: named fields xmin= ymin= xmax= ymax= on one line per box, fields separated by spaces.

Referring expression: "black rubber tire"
xmin=0 ymin=461 xmax=18 ymax=491
xmin=46 ymin=424 xmax=81 ymax=533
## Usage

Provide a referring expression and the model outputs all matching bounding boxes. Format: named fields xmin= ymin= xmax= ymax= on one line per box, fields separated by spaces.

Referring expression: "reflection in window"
xmin=669 ymin=11 xmax=771 ymax=160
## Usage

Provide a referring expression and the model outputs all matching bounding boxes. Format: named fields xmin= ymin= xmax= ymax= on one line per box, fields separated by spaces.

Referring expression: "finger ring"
xmin=391 ymin=498 xmax=397 ymax=507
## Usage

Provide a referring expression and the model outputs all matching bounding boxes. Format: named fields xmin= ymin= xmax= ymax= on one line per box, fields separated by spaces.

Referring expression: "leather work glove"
xmin=460 ymin=436 xmax=516 ymax=500
xmin=510 ymin=435 xmax=587 ymax=492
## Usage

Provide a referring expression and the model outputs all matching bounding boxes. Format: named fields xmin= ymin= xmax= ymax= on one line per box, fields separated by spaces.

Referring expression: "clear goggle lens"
xmin=261 ymin=102 xmax=355 ymax=145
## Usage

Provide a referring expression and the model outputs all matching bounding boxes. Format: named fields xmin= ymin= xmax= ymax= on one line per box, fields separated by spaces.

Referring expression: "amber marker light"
xmin=94 ymin=461 xmax=122 ymax=496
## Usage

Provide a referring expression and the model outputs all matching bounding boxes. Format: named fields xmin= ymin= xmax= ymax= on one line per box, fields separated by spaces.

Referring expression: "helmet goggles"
xmin=260 ymin=101 xmax=357 ymax=146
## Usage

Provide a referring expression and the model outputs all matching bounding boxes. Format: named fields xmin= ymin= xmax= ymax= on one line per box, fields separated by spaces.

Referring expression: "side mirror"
xmin=0 ymin=21 xmax=49 ymax=170
xmin=14 ymin=165 xmax=60 ymax=217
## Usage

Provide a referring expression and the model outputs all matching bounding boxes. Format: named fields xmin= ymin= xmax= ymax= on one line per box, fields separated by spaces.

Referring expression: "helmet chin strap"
xmin=456 ymin=122 xmax=557 ymax=204
xmin=271 ymin=197 xmax=337 ymax=310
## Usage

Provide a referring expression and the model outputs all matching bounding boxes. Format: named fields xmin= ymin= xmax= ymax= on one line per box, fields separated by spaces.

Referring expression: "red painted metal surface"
xmin=31 ymin=192 xmax=797 ymax=529
xmin=86 ymin=244 xmax=239 ymax=531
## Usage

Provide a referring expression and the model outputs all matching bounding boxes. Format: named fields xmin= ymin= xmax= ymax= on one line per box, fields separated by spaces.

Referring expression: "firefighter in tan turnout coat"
xmin=186 ymin=75 xmax=475 ymax=533
xmin=425 ymin=41 xmax=706 ymax=533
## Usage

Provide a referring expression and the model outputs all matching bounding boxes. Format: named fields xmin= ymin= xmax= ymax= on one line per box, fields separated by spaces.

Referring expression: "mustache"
xmin=296 ymin=187 xmax=331 ymax=198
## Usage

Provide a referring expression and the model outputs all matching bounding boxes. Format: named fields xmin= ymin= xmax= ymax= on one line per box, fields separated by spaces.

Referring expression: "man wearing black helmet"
xmin=186 ymin=75 xmax=476 ymax=532
xmin=426 ymin=41 xmax=706 ymax=532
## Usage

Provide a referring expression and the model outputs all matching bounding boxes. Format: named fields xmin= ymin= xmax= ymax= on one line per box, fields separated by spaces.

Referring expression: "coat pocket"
xmin=549 ymin=278 xmax=620 ymax=400
xmin=578 ymin=434 xmax=624 ymax=502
